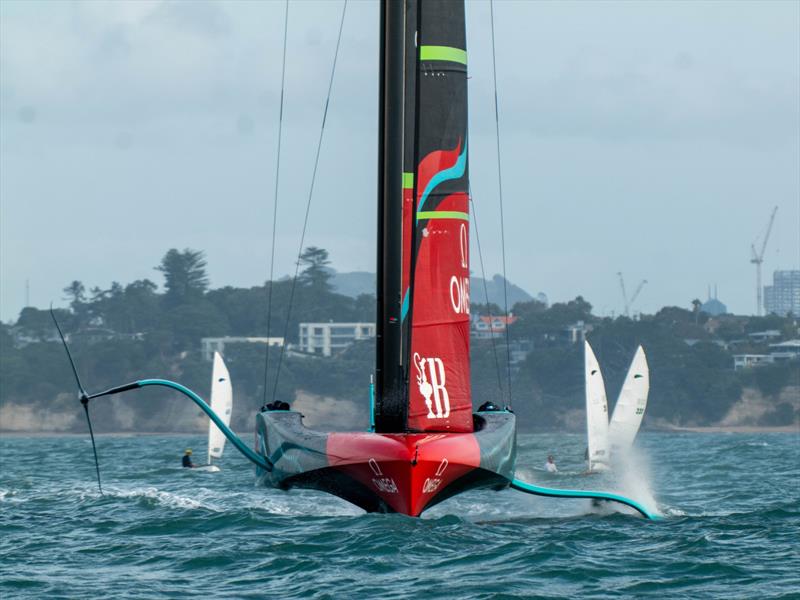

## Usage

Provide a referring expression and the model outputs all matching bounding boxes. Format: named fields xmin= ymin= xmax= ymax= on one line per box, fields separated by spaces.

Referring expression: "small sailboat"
xmin=584 ymin=341 xmax=610 ymax=473
xmin=608 ymin=345 xmax=649 ymax=457
xmin=193 ymin=352 xmax=233 ymax=473
xmin=584 ymin=343 xmax=650 ymax=470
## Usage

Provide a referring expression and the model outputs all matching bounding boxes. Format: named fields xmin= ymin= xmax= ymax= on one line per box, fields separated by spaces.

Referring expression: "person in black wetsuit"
xmin=261 ymin=401 xmax=291 ymax=412
xmin=182 ymin=449 xmax=194 ymax=468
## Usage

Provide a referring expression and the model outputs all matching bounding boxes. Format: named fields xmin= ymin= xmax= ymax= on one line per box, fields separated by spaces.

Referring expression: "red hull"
xmin=328 ymin=432 xmax=481 ymax=516
xmin=256 ymin=410 xmax=516 ymax=517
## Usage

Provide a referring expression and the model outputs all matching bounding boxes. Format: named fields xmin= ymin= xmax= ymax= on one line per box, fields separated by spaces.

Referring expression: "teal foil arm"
xmin=134 ymin=379 xmax=272 ymax=471
xmin=510 ymin=478 xmax=660 ymax=521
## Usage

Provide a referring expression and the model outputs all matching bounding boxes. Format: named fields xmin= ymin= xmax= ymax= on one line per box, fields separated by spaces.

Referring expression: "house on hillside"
xmin=733 ymin=354 xmax=774 ymax=370
xmin=11 ymin=324 xmax=142 ymax=348
xmin=201 ymin=336 xmax=284 ymax=361
xmin=68 ymin=328 xmax=143 ymax=345
xmin=563 ymin=320 xmax=591 ymax=344
xmin=733 ymin=340 xmax=800 ymax=370
xmin=769 ymin=339 xmax=800 ymax=362
xmin=472 ymin=314 xmax=517 ymax=339
xmin=9 ymin=327 xmax=61 ymax=348
xmin=748 ymin=330 xmax=782 ymax=343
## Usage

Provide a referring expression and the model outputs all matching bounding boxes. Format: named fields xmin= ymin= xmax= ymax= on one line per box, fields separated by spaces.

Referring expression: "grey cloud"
xmin=0 ymin=0 xmax=797 ymax=321
xmin=144 ymin=0 xmax=232 ymax=37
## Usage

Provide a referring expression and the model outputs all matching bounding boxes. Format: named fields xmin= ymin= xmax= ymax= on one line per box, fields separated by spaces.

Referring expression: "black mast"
xmin=374 ymin=0 xmax=408 ymax=432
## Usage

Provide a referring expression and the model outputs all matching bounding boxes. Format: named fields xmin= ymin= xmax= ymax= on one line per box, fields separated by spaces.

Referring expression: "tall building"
xmin=764 ymin=270 xmax=800 ymax=316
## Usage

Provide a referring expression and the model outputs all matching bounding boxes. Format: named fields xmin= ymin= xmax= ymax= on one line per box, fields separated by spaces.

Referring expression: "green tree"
xmin=91 ymin=279 xmax=160 ymax=333
xmin=63 ymin=280 xmax=86 ymax=309
xmin=473 ymin=301 xmax=506 ymax=317
xmin=15 ymin=307 xmax=72 ymax=341
xmin=298 ymin=246 xmax=332 ymax=292
xmin=156 ymin=249 xmax=209 ymax=307
xmin=692 ymin=298 xmax=702 ymax=323
xmin=124 ymin=279 xmax=160 ymax=332
xmin=511 ymin=296 xmax=591 ymax=340
xmin=165 ymin=301 xmax=229 ymax=348
xmin=353 ymin=293 xmax=377 ymax=322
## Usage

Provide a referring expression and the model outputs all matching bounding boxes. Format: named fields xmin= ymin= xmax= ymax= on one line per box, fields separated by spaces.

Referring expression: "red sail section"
xmin=407 ymin=144 xmax=472 ymax=432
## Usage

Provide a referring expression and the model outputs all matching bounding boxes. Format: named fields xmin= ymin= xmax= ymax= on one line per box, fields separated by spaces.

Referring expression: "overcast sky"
xmin=1 ymin=0 xmax=798 ymax=322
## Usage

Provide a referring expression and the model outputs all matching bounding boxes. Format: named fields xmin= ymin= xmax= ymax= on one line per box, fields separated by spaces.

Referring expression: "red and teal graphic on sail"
xmin=401 ymin=141 xmax=468 ymax=323
xmin=417 ymin=141 xmax=467 ymax=215
xmin=407 ymin=140 xmax=472 ymax=432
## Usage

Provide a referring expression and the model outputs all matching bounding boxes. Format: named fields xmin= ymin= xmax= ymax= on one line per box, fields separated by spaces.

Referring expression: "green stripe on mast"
xmin=420 ymin=46 xmax=467 ymax=65
xmin=416 ymin=211 xmax=469 ymax=221
xmin=403 ymin=172 xmax=414 ymax=189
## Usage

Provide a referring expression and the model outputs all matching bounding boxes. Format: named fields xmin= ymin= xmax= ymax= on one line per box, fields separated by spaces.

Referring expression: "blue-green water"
xmin=1 ymin=431 xmax=798 ymax=598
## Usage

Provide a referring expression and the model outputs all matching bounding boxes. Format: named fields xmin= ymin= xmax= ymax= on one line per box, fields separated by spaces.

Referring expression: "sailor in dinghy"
xmin=192 ymin=352 xmax=233 ymax=473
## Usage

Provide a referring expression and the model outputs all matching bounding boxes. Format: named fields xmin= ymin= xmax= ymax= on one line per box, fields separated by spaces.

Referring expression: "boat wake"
xmin=0 ymin=489 xmax=20 ymax=504
xmin=506 ymin=455 xmax=663 ymax=519
xmin=78 ymin=486 xmax=216 ymax=510
xmin=69 ymin=483 xmax=365 ymax=517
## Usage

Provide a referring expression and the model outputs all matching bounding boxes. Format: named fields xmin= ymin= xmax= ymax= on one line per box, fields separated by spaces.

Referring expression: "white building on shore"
xmin=733 ymin=339 xmax=800 ymax=370
xmin=201 ymin=336 xmax=284 ymax=361
xmin=298 ymin=322 xmax=375 ymax=357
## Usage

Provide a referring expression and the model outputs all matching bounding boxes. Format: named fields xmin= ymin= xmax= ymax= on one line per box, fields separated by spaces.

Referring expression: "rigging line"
xmin=469 ymin=188 xmax=504 ymax=398
xmin=271 ymin=0 xmax=348 ymax=404
xmin=489 ymin=0 xmax=513 ymax=407
xmin=262 ymin=0 xmax=290 ymax=407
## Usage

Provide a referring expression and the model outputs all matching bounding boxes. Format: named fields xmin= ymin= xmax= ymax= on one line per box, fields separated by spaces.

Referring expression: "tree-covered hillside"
xmin=1 ymin=248 xmax=797 ymax=432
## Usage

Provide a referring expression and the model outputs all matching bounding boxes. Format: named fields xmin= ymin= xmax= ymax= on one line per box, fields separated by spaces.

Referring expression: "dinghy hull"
xmin=255 ymin=410 xmax=516 ymax=516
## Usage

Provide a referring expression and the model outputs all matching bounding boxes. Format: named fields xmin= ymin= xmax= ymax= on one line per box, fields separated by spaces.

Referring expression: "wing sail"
xmin=406 ymin=1 xmax=472 ymax=432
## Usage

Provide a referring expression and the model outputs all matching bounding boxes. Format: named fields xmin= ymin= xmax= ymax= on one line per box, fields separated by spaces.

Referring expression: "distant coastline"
xmin=658 ymin=425 xmax=799 ymax=434
xmin=3 ymin=251 xmax=798 ymax=433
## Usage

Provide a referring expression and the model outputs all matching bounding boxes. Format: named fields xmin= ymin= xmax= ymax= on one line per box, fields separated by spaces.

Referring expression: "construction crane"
xmin=750 ymin=206 xmax=778 ymax=316
xmin=617 ymin=272 xmax=648 ymax=317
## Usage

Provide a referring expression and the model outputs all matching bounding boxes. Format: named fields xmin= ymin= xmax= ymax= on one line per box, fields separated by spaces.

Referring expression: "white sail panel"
xmin=208 ymin=352 xmax=233 ymax=464
xmin=585 ymin=341 xmax=609 ymax=471
xmin=609 ymin=345 xmax=649 ymax=456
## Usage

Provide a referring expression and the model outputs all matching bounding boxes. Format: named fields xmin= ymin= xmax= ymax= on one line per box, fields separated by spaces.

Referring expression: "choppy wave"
xmin=1 ymin=432 xmax=798 ymax=598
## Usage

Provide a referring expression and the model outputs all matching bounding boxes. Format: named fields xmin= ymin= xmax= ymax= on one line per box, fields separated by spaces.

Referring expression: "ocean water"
xmin=1 ymin=431 xmax=798 ymax=599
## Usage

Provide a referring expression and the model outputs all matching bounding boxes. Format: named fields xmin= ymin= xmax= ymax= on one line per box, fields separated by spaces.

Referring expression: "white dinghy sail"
xmin=585 ymin=341 xmax=610 ymax=472
xmin=608 ymin=345 xmax=649 ymax=456
xmin=207 ymin=351 xmax=232 ymax=469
